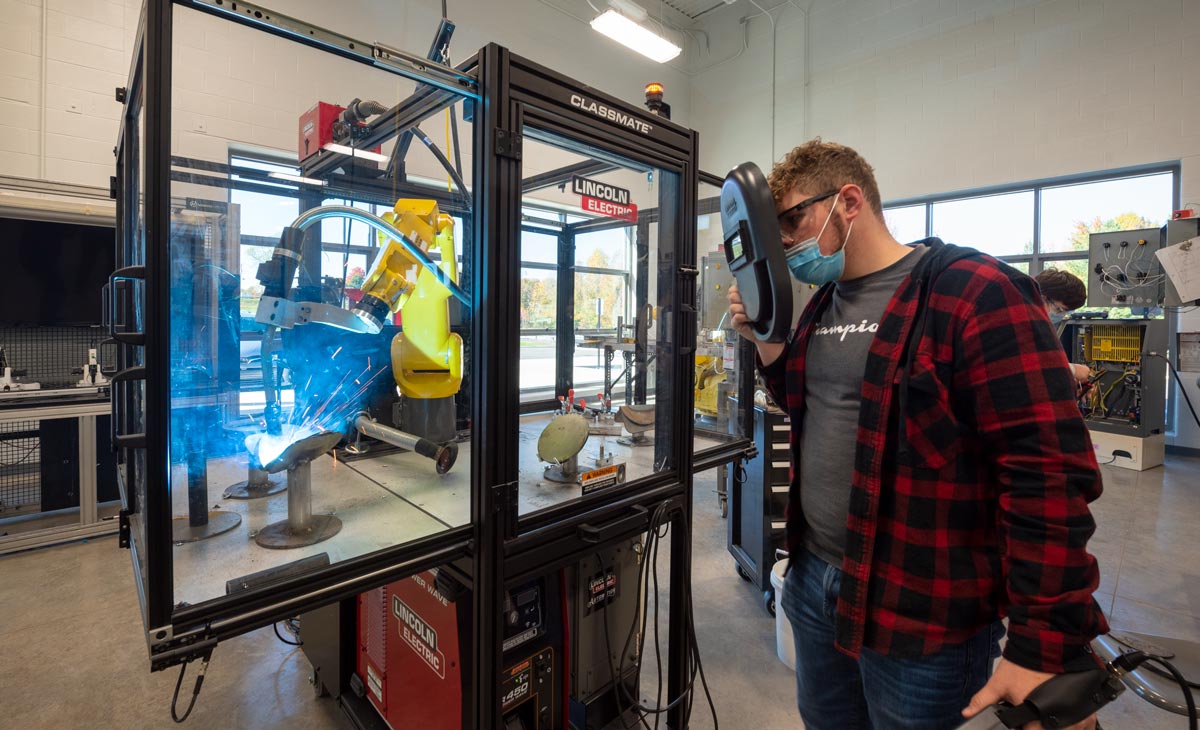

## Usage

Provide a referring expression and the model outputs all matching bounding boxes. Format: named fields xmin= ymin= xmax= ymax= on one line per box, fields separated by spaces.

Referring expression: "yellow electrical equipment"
xmin=693 ymin=356 xmax=726 ymax=418
xmin=1084 ymin=324 xmax=1142 ymax=364
xmin=356 ymin=199 xmax=462 ymax=400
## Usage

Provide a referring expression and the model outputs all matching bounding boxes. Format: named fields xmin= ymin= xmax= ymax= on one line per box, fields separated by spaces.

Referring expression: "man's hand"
xmin=962 ymin=659 xmax=1097 ymax=730
xmin=728 ymin=284 xmax=785 ymax=366
xmin=1070 ymin=363 xmax=1090 ymax=384
xmin=727 ymin=284 xmax=756 ymax=341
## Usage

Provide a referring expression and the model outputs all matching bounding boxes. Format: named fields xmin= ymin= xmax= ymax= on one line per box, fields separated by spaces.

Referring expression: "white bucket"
xmin=770 ymin=558 xmax=795 ymax=671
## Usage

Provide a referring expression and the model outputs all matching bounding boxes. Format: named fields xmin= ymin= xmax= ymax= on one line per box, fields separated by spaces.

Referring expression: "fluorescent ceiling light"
xmin=322 ymin=142 xmax=390 ymax=164
xmin=268 ymin=171 xmax=328 ymax=186
xmin=591 ymin=9 xmax=682 ymax=64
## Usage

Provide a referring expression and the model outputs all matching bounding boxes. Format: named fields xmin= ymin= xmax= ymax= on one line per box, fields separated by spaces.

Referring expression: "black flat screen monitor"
xmin=0 ymin=217 xmax=114 ymax=326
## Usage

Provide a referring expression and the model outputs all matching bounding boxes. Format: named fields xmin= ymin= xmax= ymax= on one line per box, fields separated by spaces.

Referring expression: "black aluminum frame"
xmin=112 ymin=2 xmax=716 ymax=727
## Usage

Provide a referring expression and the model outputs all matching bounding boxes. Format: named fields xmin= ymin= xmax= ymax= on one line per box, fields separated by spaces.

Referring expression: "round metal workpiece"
xmin=171 ymin=510 xmax=242 ymax=543
xmin=254 ymin=514 xmax=343 ymax=550
xmin=537 ymin=413 xmax=589 ymax=464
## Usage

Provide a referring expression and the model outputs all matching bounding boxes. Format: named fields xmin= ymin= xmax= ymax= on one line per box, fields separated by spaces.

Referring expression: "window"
xmin=519 ymin=229 xmax=562 ymax=394
xmin=572 ymin=228 xmax=632 ymax=390
xmin=1040 ymin=174 xmax=1174 ymax=254
xmin=575 ymin=226 xmax=629 ymax=269
xmin=884 ymin=204 xmax=926 ymax=243
xmin=229 ymin=156 xmax=300 ymax=321
xmin=884 ymin=167 xmax=1177 ymax=312
xmin=931 ymin=191 xmax=1034 ymax=257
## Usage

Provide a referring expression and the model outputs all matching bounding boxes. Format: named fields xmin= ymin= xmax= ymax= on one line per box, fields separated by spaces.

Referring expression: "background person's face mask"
xmin=784 ymin=193 xmax=854 ymax=285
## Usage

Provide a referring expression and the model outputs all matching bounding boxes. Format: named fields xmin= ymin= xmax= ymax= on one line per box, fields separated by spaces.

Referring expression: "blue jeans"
xmin=781 ymin=549 xmax=1004 ymax=730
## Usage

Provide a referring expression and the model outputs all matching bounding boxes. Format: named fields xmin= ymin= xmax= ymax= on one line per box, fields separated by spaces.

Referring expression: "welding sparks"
xmin=331 ymin=346 xmax=343 ymax=359
xmin=247 ymin=424 xmax=321 ymax=467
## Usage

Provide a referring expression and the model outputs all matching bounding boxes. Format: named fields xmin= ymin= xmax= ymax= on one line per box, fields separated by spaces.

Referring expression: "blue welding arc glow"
xmin=290 ymin=205 xmax=472 ymax=308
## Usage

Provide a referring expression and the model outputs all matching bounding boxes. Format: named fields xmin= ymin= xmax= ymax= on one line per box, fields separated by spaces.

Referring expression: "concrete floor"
xmin=2 ymin=456 xmax=1198 ymax=729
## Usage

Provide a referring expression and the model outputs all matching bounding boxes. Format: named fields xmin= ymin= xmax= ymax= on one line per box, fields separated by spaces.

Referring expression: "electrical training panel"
xmin=1086 ymin=228 xmax=1165 ymax=309
xmin=1068 ymin=319 xmax=1166 ymax=438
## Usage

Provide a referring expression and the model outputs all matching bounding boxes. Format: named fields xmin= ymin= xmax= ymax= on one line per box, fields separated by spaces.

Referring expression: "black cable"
xmin=599 ymin=552 xmax=634 ymax=730
xmin=1112 ymin=650 xmax=1198 ymax=729
xmin=680 ymin=506 xmax=719 ymax=730
xmin=1146 ymin=353 xmax=1200 ymax=429
xmin=612 ymin=501 xmax=716 ymax=726
xmin=410 ymin=125 xmax=471 ymax=209
xmin=1145 ymin=656 xmax=1198 ymax=730
xmin=170 ymin=652 xmax=211 ymax=723
xmin=273 ymin=620 xmax=302 ymax=646
xmin=448 ymin=105 xmax=463 ymax=180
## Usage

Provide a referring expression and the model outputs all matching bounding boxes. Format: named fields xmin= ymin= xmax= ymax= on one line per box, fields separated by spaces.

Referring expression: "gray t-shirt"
xmin=800 ymin=246 xmax=926 ymax=568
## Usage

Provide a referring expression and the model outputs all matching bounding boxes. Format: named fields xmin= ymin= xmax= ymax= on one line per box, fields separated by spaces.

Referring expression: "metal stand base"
xmin=255 ymin=514 xmax=342 ymax=549
xmin=172 ymin=511 xmax=241 ymax=543
xmin=253 ymin=458 xmax=341 ymax=549
xmin=543 ymin=454 xmax=580 ymax=484
xmin=222 ymin=473 xmax=286 ymax=500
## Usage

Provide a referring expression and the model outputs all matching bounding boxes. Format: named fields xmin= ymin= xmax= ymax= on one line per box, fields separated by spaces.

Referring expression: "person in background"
xmin=1035 ymin=268 xmax=1091 ymax=383
xmin=727 ymin=139 xmax=1107 ymax=730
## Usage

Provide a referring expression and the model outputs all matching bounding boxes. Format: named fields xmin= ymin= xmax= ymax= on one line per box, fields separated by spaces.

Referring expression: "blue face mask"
xmin=784 ymin=193 xmax=854 ymax=286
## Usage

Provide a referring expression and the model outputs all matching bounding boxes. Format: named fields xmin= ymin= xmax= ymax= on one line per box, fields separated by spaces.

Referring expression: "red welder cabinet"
xmin=358 ymin=571 xmax=467 ymax=729
xmin=298 ymin=102 xmax=344 ymax=162
xmin=298 ymin=102 xmax=386 ymax=162
xmin=357 ymin=570 xmax=564 ymax=730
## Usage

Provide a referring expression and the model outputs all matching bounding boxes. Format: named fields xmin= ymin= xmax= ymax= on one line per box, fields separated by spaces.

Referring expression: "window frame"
xmin=882 ymin=163 xmax=1181 ymax=276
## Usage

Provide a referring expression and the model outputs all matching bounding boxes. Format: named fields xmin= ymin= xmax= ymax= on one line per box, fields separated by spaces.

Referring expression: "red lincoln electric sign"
xmin=581 ymin=195 xmax=638 ymax=223
xmin=573 ymin=175 xmax=638 ymax=223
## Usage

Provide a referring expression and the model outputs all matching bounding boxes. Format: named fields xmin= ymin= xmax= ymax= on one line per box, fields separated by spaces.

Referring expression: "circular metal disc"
xmin=537 ymin=414 xmax=589 ymax=463
xmin=222 ymin=474 xmax=286 ymax=500
xmin=172 ymin=510 xmax=242 ymax=543
xmin=254 ymin=514 xmax=343 ymax=550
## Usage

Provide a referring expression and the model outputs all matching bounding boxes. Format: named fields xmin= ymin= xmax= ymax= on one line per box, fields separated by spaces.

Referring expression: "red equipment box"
xmin=298 ymin=102 xmax=344 ymax=162
xmin=358 ymin=571 xmax=466 ymax=729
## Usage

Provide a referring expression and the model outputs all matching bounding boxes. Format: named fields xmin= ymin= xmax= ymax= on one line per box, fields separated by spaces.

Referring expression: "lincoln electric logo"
xmin=393 ymin=595 xmax=446 ymax=678
xmin=570 ymin=94 xmax=653 ymax=135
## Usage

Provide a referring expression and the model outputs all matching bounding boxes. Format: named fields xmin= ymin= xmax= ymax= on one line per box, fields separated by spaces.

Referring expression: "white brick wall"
xmin=694 ymin=0 xmax=1199 ymax=204
xmin=0 ymin=0 xmax=139 ymax=187
xmin=0 ymin=0 xmax=693 ymax=190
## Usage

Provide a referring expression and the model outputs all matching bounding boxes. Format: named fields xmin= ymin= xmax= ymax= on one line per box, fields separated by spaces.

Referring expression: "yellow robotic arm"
xmin=353 ymin=199 xmax=463 ymax=400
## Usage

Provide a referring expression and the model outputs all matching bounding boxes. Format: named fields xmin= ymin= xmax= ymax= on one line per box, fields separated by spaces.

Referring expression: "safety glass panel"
xmin=166 ymin=6 xmax=474 ymax=609
xmin=694 ymin=179 xmax=744 ymax=453
xmin=517 ymin=128 xmax=678 ymax=516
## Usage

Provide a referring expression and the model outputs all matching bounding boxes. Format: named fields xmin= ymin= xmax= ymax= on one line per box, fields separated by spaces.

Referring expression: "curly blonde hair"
xmin=767 ymin=138 xmax=885 ymax=220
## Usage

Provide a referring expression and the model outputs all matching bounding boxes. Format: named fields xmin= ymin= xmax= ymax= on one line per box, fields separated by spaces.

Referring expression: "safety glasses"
xmin=777 ymin=189 xmax=840 ymax=239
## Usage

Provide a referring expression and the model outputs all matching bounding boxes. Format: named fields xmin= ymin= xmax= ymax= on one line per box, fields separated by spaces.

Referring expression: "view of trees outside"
xmin=574 ymin=250 xmax=626 ymax=331
xmin=517 ymin=226 xmax=632 ymax=392
xmin=520 ymin=268 xmax=556 ymax=331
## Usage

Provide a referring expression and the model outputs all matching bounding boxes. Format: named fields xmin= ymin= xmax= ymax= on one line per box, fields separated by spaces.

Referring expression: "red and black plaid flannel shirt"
xmin=760 ymin=239 xmax=1109 ymax=673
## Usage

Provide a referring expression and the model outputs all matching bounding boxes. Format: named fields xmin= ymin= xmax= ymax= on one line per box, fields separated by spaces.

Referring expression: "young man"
xmin=727 ymin=140 xmax=1108 ymax=730
xmin=1035 ymin=268 xmax=1091 ymax=383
